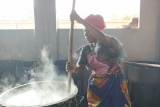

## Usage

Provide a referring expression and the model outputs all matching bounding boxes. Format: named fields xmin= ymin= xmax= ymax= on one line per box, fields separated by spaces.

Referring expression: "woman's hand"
xmin=70 ymin=11 xmax=83 ymax=23
xmin=66 ymin=61 xmax=77 ymax=73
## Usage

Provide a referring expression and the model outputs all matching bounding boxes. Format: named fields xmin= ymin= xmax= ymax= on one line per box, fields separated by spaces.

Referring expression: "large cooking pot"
xmin=0 ymin=81 xmax=78 ymax=107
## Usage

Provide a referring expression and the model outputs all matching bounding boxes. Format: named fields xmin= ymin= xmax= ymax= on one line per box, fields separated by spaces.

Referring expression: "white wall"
xmin=0 ymin=30 xmax=37 ymax=61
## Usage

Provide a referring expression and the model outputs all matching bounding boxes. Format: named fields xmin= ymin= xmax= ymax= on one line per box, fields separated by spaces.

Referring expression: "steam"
xmin=28 ymin=47 xmax=68 ymax=82
xmin=0 ymin=47 xmax=77 ymax=106
xmin=0 ymin=81 xmax=77 ymax=106
xmin=0 ymin=74 xmax=16 ymax=93
xmin=0 ymin=47 xmax=72 ymax=94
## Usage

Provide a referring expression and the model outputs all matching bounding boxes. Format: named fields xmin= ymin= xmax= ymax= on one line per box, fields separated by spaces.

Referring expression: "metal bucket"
xmin=0 ymin=81 xmax=78 ymax=107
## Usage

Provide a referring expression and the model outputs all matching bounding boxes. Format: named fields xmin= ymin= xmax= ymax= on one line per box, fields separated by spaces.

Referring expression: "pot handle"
xmin=75 ymin=95 xmax=84 ymax=106
xmin=69 ymin=95 xmax=84 ymax=107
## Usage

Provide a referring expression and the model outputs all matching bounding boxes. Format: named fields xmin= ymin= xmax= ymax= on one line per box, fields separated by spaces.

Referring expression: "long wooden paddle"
xmin=68 ymin=0 xmax=76 ymax=93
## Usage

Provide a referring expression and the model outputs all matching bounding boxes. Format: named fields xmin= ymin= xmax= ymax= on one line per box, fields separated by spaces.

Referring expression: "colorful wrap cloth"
xmin=87 ymin=66 xmax=131 ymax=107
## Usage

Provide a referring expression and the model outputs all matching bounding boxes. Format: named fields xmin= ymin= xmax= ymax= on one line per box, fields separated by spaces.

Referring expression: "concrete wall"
xmin=0 ymin=0 xmax=159 ymax=62
xmin=0 ymin=30 xmax=37 ymax=61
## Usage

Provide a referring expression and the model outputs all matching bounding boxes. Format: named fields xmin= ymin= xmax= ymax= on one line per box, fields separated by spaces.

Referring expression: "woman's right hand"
xmin=66 ymin=61 xmax=77 ymax=73
xmin=70 ymin=11 xmax=83 ymax=24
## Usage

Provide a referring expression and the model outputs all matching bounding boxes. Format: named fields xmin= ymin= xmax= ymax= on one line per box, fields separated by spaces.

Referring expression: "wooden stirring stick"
xmin=68 ymin=0 xmax=76 ymax=94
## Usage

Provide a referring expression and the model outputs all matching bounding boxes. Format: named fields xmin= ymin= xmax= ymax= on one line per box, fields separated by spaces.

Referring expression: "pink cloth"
xmin=87 ymin=54 xmax=118 ymax=75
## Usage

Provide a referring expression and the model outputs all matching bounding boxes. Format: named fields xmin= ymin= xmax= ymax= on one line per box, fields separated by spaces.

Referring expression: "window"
xmin=57 ymin=0 xmax=140 ymax=29
xmin=0 ymin=0 xmax=34 ymax=29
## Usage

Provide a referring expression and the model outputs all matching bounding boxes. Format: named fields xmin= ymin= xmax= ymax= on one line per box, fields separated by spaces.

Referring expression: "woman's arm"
xmin=70 ymin=11 xmax=115 ymax=53
xmin=82 ymin=21 xmax=114 ymax=51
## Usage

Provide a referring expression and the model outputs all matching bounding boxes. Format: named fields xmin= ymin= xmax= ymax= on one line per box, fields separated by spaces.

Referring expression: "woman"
xmin=66 ymin=11 xmax=131 ymax=107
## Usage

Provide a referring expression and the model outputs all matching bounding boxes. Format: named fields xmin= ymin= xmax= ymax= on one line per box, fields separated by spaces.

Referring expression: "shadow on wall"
xmin=0 ymin=60 xmax=36 ymax=90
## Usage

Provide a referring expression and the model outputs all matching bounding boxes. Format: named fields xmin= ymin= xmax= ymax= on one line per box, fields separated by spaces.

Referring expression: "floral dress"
xmin=74 ymin=35 xmax=131 ymax=107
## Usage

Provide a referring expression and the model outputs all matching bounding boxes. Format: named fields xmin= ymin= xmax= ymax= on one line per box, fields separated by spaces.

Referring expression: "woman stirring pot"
xmin=66 ymin=11 xmax=131 ymax=107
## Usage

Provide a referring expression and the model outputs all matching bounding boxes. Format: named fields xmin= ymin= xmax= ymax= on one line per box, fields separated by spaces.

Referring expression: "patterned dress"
xmin=74 ymin=35 xmax=131 ymax=107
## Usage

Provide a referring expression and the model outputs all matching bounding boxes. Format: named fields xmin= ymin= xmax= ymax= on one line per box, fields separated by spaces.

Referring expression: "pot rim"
xmin=0 ymin=81 xmax=78 ymax=107
xmin=124 ymin=61 xmax=160 ymax=68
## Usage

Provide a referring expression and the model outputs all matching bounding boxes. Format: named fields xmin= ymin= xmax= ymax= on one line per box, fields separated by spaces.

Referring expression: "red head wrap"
xmin=84 ymin=14 xmax=106 ymax=30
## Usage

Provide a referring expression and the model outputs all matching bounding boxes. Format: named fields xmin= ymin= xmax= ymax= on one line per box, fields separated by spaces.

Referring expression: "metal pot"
xmin=123 ymin=61 xmax=160 ymax=107
xmin=123 ymin=61 xmax=160 ymax=85
xmin=0 ymin=81 xmax=78 ymax=107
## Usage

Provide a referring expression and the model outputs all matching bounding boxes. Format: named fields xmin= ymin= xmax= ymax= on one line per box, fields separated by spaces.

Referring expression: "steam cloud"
xmin=0 ymin=47 xmax=71 ymax=94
